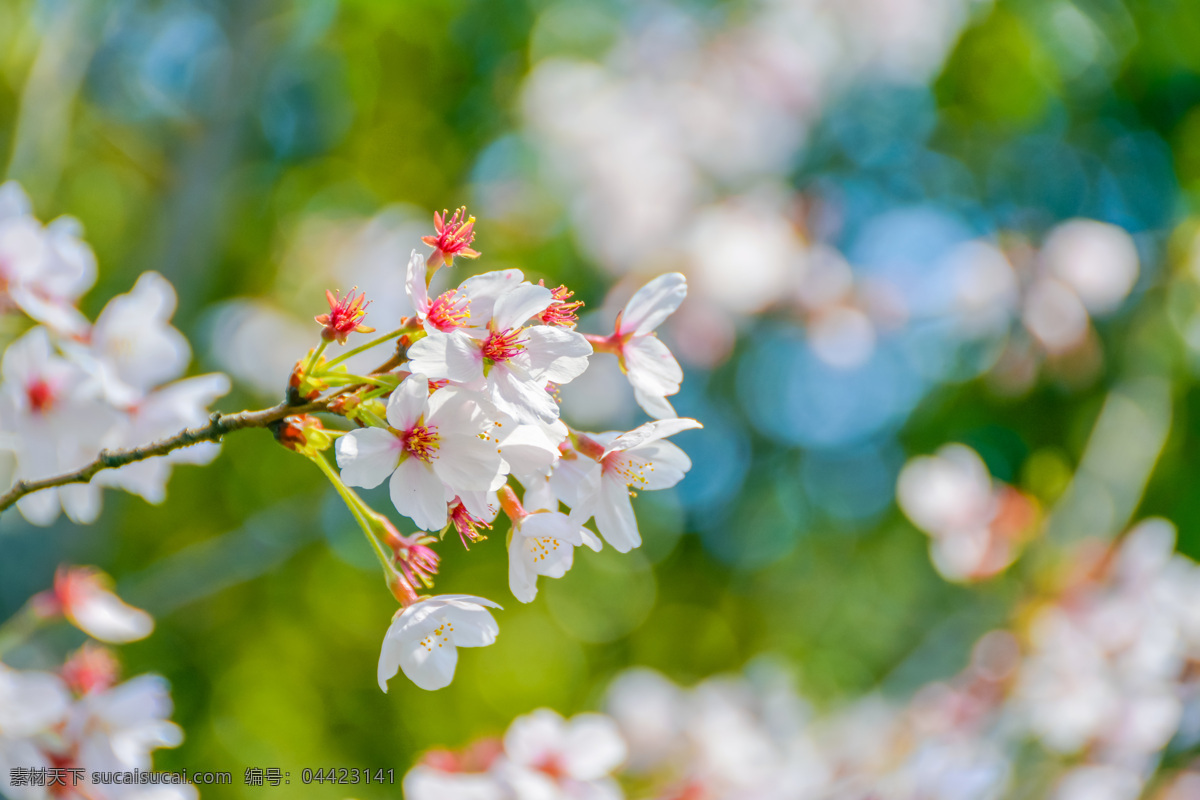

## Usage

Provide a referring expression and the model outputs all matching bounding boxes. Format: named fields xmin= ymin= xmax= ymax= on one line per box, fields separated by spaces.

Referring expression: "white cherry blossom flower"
xmin=93 ymin=373 xmax=232 ymax=504
xmin=568 ymin=418 xmax=701 ymax=552
xmin=0 ymin=327 xmax=117 ymax=526
xmin=407 ymin=275 xmax=592 ymax=424
xmin=335 ymin=374 xmax=508 ymax=531
xmin=497 ymin=708 xmax=627 ymax=800
xmin=593 ymin=273 xmax=687 ymax=419
xmin=68 ymin=675 xmax=185 ymax=774
xmin=0 ymin=181 xmax=96 ymax=335
xmin=506 ymin=489 xmax=601 ymax=603
xmin=80 ymin=271 xmax=193 ymax=407
xmin=377 ymin=594 xmax=502 ymax=692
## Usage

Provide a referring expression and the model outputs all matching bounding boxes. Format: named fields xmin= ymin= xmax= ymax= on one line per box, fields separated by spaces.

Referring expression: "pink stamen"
xmin=482 ymin=328 xmax=526 ymax=364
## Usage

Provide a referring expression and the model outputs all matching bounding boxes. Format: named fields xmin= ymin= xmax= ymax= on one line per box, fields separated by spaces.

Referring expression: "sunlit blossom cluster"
xmin=0 ymin=181 xmax=230 ymax=526
xmin=331 ymin=245 xmax=701 ymax=691
xmin=406 ymin=519 xmax=1200 ymax=799
xmin=0 ymin=568 xmax=192 ymax=800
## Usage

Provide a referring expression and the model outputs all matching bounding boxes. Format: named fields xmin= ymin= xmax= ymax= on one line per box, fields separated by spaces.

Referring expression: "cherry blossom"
xmin=498 ymin=709 xmax=627 ymax=800
xmin=566 ymin=418 xmax=701 ymax=552
xmin=0 ymin=181 xmax=96 ymax=336
xmin=314 ymin=287 xmax=375 ymax=344
xmin=589 ymin=273 xmax=687 ymax=419
xmin=423 ymin=206 xmax=481 ymax=270
xmin=377 ymin=594 xmax=502 ymax=692
xmin=406 ymin=275 xmax=592 ymax=424
xmin=501 ymin=487 xmax=601 ymax=603
xmin=334 ymin=374 xmax=508 ymax=531
xmin=0 ymin=327 xmax=116 ymax=526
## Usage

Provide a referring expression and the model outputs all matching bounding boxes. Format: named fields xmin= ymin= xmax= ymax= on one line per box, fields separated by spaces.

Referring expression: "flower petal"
xmin=386 ymin=373 xmax=430 ymax=431
xmin=523 ymin=326 xmax=592 ymax=384
xmin=622 ymin=335 xmax=682 ymax=398
xmin=508 ymin=534 xmax=540 ymax=603
xmin=596 ymin=476 xmax=640 ymax=552
xmin=493 ymin=283 xmax=553 ymax=331
xmin=407 ymin=330 xmax=483 ymax=384
xmin=619 ymin=273 xmax=687 ymax=336
xmin=633 ymin=387 xmax=678 ymax=420
xmin=603 ymin=418 xmax=702 ymax=458
xmin=406 ymin=250 xmax=431 ymax=315
xmin=563 ymin=714 xmax=629 ymax=779
xmin=398 ymin=632 xmax=459 ymax=691
xmin=335 ymin=428 xmax=401 ymax=489
xmin=390 ymin=457 xmax=450 ymax=530
xmin=433 ymin=432 xmax=508 ymax=493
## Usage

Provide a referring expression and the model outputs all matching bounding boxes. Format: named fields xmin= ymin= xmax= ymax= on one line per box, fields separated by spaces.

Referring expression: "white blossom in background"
xmin=897 ymin=444 xmax=1037 ymax=582
xmin=37 ymin=566 xmax=154 ymax=644
xmin=0 ymin=181 xmax=95 ymax=337
xmin=0 ymin=188 xmax=231 ymax=526
xmin=497 ymin=709 xmax=627 ymax=800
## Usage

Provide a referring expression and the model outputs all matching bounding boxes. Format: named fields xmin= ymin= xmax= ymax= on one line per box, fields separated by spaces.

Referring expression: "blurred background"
xmin=3 ymin=0 xmax=1200 ymax=796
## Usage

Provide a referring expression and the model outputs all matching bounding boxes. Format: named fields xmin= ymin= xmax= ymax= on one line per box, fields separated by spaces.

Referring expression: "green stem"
xmin=307 ymin=454 xmax=395 ymax=579
xmin=324 ymin=327 xmax=406 ymax=370
xmin=303 ymin=340 xmax=330 ymax=379
xmin=0 ymin=603 xmax=46 ymax=659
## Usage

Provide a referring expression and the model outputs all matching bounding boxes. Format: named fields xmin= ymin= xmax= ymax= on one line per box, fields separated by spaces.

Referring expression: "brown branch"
xmin=0 ymin=398 xmax=331 ymax=514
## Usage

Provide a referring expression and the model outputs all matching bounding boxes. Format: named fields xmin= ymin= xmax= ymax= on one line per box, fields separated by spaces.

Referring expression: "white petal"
xmin=407 ymin=330 xmax=483 ymax=384
xmin=623 ymin=335 xmax=682 ymax=397
xmin=387 ymin=373 xmax=431 ymax=430
xmin=459 ymin=269 xmax=526 ymax=322
xmin=398 ymin=632 xmax=459 ymax=691
xmin=433 ymin=433 xmax=508 ymax=493
xmin=620 ymin=273 xmax=687 ymax=336
xmin=626 ymin=441 xmax=692 ymax=490
xmin=508 ymin=534 xmax=540 ymax=603
xmin=633 ymin=387 xmax=677 ymax=420
xmin=441 ymin=603 xmax=501 ymax=648
xmin=493 ymin=283 xmax=552 ymax=330
xmin=563 ymin=714 xmax=628 ymax=779
xmin=489 ymin=367 xmax=559 ymax=425
xmin=505 ymin=708 xmax=566 ymax=766
xmin=596 ymin=477 xmax=640 ymax=552
xmin=60 ymin=483 xmax=102 ymax=524
xmin=335 ymin=428 xmax=401 ymax=489
xmin=499 ymin=424 xmax=562 ymax=481
xmin=17 ymin=487 xmax=61 ymax=527
xmin=390 ymin=457 xmax=449 ymax=530
xmin=406 ymin=250 xmax=431 ymax=315
xmin=603 ymin=418 xmax=702 ymax=458
xmin=68 ymin=586 xmax=154 ymax=643
xmin=520 ymin=510 xmax=585 ymax=547
xmin=523 ymin=326 xmax=592 ymax=384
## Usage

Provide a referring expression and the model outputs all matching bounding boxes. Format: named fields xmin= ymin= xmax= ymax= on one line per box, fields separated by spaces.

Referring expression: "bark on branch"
xmin=0 ymin=398 xmax=330 ymax=514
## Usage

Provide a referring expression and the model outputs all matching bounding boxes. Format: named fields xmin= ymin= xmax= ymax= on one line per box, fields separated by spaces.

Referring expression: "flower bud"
xmin=275 ymin=414 xmax=333 ymax=456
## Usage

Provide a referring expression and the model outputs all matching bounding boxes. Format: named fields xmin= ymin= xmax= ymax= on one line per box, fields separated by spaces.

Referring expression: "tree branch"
xmin=0 ymin=398 xmax=331 ymax=514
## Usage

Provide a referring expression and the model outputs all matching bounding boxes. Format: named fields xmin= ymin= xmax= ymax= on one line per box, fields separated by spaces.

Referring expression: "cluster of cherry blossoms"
xmin=0 ymin=567 xmax=193 ymax=800
xmin=404 ymin=708 xmax=627 ymax=800
xmin=0 ymin=181 xmax=230 ymax=525
xmin=404 ymin=518 xmax=1200 ymax=799
xmin=0 ymin=189 xmax=700 ymax=694
xmin=272 ymin=208 xmax=699 ymax=692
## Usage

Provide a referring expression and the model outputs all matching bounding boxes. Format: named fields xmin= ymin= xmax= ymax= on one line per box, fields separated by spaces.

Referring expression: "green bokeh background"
xmin=4 ymin=0 xmax=1200 ymax=796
